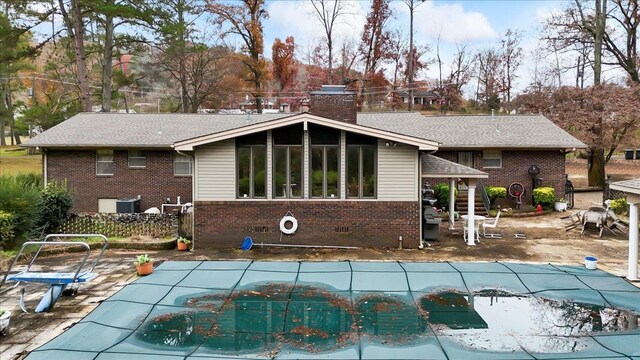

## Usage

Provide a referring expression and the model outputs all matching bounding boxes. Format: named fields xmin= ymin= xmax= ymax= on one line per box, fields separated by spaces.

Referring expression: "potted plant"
xmin=0 ymin=308 xmax=11 ymax=336
xmin=554 ymin=198 xmax=568 ymax=212
xmin=177 ymin=237 xmax=191 ymax=251
xmin=134 ymin=254 xmax=154 ymax=276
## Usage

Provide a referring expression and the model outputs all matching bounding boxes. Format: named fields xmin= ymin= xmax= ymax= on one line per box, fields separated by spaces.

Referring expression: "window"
xmin=128 ymin=150 xmax=146 ymax=168
xmin=347 ymin=146 xmax=376 ymax=198
xmin=311 ymin=146 xmax=340 ymax=198
xmin=274 ymin=146 xmax=303 ymax=198
xmin=96 ymin=150 xmax=114 ymax=175
xmin=237 ymin=145 xmax=266 ymax=198
xmin=273 ymin=125 xmax=303 ymax=199
xmin=309 ymin=124 xmax=340 ymax=199
xmin=174 ymin=153 xmax=192 ymax=176
xmin=483 ymin=150 xmax=502 ymax=168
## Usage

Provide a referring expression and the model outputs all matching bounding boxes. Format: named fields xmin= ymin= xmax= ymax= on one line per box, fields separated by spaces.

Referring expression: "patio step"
xmin=455 ymin=191 xmax=486 ymax=215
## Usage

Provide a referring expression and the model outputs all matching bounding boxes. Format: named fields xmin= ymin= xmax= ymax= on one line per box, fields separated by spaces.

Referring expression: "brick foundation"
xmin=47 ymin=149 xmax=192 ymax=212
xmin=194 ymin=201 xmax=420 ymax=248
xmin=425 ymin=150 xmax=566 ymax=206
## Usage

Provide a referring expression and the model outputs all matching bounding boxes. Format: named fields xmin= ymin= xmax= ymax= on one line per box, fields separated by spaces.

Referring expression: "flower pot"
xmin=0 ymin=311 xmax=11 ymax=335
xmin=554 ymin=202 xmax=568 ymax=212
xmin=136 ymin=262 xmax=153 ymax=276
xmin=177 ymin=242 xmax=189 ymax=251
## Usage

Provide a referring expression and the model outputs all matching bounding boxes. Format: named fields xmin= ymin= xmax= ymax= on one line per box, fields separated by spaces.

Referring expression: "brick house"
xmin=24 ymin=85 xmax=585 ymax=249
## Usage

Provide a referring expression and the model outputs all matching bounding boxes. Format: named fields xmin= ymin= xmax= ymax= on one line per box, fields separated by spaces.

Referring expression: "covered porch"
xmin=610 ymin=179 xmax=640 ymax=281
xmin=420 ymin=154 xmax=488 ymax=246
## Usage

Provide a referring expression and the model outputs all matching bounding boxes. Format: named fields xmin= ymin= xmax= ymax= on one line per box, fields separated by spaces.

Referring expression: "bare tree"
xmin=498 ymin=29 xmax=523 ymax=110
xmin=474 ymin=48 xmax=501 ymax=110
xmin=310 ymin=0 xmax=346 ymax=84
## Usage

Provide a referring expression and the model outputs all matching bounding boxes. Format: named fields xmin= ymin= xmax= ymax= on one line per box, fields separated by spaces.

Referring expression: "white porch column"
xmin=628 ymin=202 xmax=639 ymax=281
xmin=467 ymin=179 xmax=476 ymax=246
xmin=449 ymin=178 xmax=456 ymax=230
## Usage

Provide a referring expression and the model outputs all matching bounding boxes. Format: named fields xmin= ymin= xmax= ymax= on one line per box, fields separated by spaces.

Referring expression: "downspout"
xmin=175 ymin=148 xmax=195 ymax=250
xmin=42 ymin=149 xmax=48 ymax=187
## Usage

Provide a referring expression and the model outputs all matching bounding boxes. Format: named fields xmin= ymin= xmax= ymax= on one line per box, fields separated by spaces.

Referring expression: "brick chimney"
xmin=309 ymin=85 xmax=357 ymax=123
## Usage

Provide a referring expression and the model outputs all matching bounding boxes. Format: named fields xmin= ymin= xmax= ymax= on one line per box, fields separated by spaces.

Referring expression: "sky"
xmin=260 ymin=0 xmax=572 ymax=93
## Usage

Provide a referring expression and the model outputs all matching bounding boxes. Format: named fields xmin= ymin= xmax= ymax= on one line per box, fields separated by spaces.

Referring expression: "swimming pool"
xmin=24 ymin=261 xmax=640 ymax=359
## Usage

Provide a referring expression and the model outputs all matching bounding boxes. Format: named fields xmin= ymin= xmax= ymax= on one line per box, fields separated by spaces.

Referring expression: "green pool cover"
xmin=25 ymin=261 xmax=640 ymax=359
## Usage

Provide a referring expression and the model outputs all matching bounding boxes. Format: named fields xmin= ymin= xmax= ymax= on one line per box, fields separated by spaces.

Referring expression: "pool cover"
xmin=25 ymin=261 xmax=640 ymax=360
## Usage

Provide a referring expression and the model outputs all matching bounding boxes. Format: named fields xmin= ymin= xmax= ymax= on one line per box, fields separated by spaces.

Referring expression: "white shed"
xmin=610 ymin=179 xmax=640 ymax=281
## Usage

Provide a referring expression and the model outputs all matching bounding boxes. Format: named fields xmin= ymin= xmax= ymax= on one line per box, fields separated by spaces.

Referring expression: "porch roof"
xmin=610 ymin=179 xmax=640 ymax=194
xmin=421 ymin=154 xmax=488 ymax=178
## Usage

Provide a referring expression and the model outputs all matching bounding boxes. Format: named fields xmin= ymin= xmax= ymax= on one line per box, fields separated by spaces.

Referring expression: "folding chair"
xmin=482 ymin=210 xmax=502 ymax=238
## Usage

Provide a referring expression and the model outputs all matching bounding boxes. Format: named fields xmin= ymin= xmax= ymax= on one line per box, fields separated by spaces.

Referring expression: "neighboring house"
xmin=24 ymin=85 xmax=585 ymax=249
xmin=397 ymin=90 xmax=440 ymax=106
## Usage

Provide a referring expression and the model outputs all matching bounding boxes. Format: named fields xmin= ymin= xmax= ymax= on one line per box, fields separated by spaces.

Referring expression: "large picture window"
xmin=274 ymin=146 xmax=303 ymax=198
xmin=311 ymin=147 xmax=339 ymax=198
xmin=237 ymin=145 xmax=266 ymax=198
xmin=309 ymin=124 xmax=340 ymax=199
xmin=347 ymin=145 xmax=376 ymax=198
xmin=96 ymin=150 xmax=114 ymax=175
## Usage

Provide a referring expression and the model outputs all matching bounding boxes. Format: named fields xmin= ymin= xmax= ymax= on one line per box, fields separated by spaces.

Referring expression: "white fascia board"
xmin=174 ymin=113 xmax=439 ymax=151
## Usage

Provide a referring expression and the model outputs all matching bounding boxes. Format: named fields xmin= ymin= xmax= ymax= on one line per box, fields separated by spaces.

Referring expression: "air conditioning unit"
xmin=116 ymin=197 xmax=140 ymax=213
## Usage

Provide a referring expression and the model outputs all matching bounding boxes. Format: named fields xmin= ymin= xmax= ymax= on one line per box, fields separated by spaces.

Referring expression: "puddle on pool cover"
xmin=137 ymin=285 xmax=639 ymax=354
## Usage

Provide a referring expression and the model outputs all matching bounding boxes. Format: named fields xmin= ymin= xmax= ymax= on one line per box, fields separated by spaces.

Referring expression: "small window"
xmin=483 ymin=150 xmax=502 ymax=168
xmin=96 ymin=150 xmax=114 ymax=175
xmin=128 ymin=150 xmax=146 ymax=168
xmin=174 ymin=153 xmax=192 ymax=176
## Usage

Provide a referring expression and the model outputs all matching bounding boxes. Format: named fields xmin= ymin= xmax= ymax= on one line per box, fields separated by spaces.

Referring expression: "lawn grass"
xmin=0 ymin=146 xmax=41 ymax=176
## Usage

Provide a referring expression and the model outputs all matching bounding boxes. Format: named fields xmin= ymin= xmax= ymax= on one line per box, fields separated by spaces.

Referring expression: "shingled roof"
xmin=421 ymin=154 xmax=488 ymax=178
xmin=610 ymin=179 xmax=640 ymax=194
xmin=357 ymin=113 xmax=587 ymax=149
xmin=24 ymin=113 xmax=291 ymax=148
xmin=24 ymin=111 xmax=586 ymax=150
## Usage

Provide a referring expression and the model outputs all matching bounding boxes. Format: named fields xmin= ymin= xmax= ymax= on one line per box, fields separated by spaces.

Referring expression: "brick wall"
xmin=194 ymin=201 xmax=420 ymax=248
xmin=47 ymin=149 xmax=192 ymax=212
xmin=425 ymin=150 xmax=566 ymax=206
xmin=309 ymin=93 xmax=357 ymax=123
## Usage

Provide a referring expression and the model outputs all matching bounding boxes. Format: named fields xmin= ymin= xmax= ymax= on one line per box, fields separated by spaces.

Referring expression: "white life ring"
xmin=279 ymin=215 xmax=298 ymax=235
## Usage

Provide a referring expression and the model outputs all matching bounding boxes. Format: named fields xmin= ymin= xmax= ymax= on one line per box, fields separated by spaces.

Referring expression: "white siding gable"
xmin=377 ymin=140 xmax=418 ymax=201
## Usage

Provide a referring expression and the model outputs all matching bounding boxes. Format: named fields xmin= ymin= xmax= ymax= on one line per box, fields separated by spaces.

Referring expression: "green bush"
xmin=485 ymin=186 xmax=507 ymax=208
xmin=37 ymin=180 xmax=73 ymax=234
xmin=0 ymin=210 xmax=14 ymax=248
xmin=532 ymin=187 xmax=556 ymax=208
xmin=433 ymin=183 xmax=457 ymax=210
xmin=0 ymin=174 xmax=42 ymax=243
xmin=610 ymin=198 xmax=628 ymax=215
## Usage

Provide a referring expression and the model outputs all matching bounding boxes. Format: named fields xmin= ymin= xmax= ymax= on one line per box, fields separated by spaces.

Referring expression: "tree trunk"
xmin=588 ymin=147 xmax=605 ymax=188
xmin=593 ymin=0 xmax=606 ymax=86
xmin=0 ymin=80 xmax=8 ymax=146
xmin=60 ymin=0 xmax=92 ymax=112
xmin=101 ymin=15 xmax=114 ymax=112
xmin=328 ymin=37 xmax=333 ymax=84
xmin=408 ymin=3 xmax=414 ymax=111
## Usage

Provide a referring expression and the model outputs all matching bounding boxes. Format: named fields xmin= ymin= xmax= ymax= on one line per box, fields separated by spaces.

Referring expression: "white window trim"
xmin=483 ymin=150 xmax=502 ymax=169
xmin=96 ymin=150 xmax=114 ymax=176
xmin=174 ymin=153 xmax=193 ymax=176
xmin=128 ymin=150 xmax=146 ymax=168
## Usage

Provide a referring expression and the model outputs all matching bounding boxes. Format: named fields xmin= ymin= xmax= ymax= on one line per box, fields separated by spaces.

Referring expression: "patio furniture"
xmin=482 ymin=210 xmax=502 ymax=238
xmin=462 ymin=215 xmax=485 ymax=244
xmin=0 ymin=234 xmax=109 ymax=313
xmin=581 ymin=208 xmax=607 ymax=237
